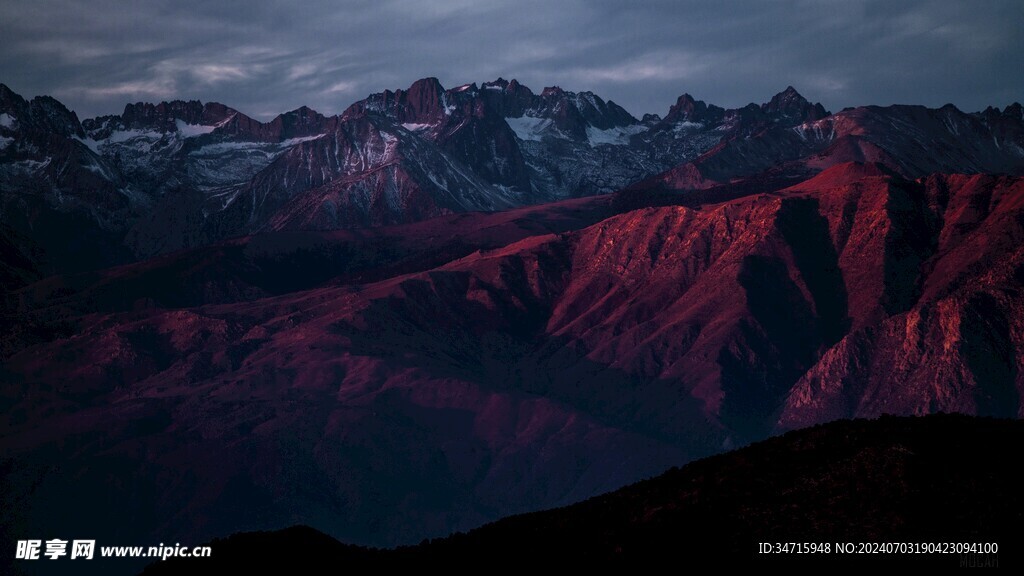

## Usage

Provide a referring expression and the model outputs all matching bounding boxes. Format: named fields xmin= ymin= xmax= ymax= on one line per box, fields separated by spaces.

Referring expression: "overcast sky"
xmin=1 ymin=0 xmax=1021 ymax=121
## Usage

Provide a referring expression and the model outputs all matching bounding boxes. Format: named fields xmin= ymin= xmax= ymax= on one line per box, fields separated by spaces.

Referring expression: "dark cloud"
xmin=1 ymin=0 xmax=1020 ymax=120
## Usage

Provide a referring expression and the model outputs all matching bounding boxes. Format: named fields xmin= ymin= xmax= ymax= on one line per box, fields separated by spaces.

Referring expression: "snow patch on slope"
xmin=281 ymin=134 xmax=326 ymax=146
xmin=192 ymin=134 xmax=324 ymax=155
xmin=191 ymin=141 xmax=275 ymax=154
xmin=507 ymin=116 xmax=552 ymax=142
xmin=12 ymin=158 xmax=51 ymax=172
xmin=401 ymin=123 xmax=433 ymax=133
xmin=74 ymin=128 xmax=164 ymax=154
xmin=791 ymin=120 xmax=836 ymax=144
xmin=586 ymin=124 xmax=647 ymax=147
xmin=174 ymin=119 xmax=216 ymax=138
xmin=673 ymin=121 xmax=703 ymax=132
xmin=82 ymin=155 xmax=116 ymax=180
xmin=0 ymin=113 xmax=15 ymax=129
xmin=108 ymin=129 xmax=163 ymax=145
xmin=74 ymin=136 xmax=101 ymax=154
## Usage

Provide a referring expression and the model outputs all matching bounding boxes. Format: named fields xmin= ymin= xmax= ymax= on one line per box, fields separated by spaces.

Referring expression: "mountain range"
xmin=2 ymin=78 xmax=1023 ymax=574
xmin=3 ymin=79 xmax=1022 ymax=277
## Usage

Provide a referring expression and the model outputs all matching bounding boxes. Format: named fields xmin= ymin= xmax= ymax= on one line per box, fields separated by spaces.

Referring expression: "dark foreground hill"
xmin=142 ymin=414 xmax=1022 ymax=572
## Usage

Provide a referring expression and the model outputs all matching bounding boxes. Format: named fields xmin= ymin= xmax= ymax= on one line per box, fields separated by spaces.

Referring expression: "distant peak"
xmin=483 ymin=77 xmax=532 ymax=93
xmin=408 ymin=77 xmax=444 ymax=93
xmin=771 ymin=86 xmax=808 ymax=104
xmin=673 ymin=93 xmax=699 ymax=108
xmin=0 ymin=83 xmax=20 ymax=102
xmin=280 ymin=105 xmax=323 ymax=121
xmin=763 ymin=86 xmax=829 ymax=122
xmin=30 ymin=94 xmax=68 ymax=107
xmin=25 ymin=94 xmax=83 ymax=136
xmin=665 ymin=92 xmax=712 ymax=123
xmin=541 ymin=86 xmax=566 ymax=97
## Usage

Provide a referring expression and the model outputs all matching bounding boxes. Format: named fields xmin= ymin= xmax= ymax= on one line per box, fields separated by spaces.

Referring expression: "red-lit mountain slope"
xmin=3 ymin=163 xmax=1021 ymax=552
